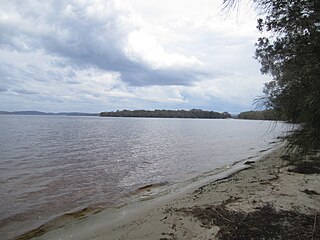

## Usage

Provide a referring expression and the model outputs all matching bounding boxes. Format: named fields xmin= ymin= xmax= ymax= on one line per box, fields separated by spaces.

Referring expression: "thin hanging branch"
xmin=221 ymin=0 xmax=241 ymax=17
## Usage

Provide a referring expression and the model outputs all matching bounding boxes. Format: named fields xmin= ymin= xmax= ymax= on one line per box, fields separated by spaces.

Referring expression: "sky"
xmin=0 ymin=0 xmax=270 ymax=113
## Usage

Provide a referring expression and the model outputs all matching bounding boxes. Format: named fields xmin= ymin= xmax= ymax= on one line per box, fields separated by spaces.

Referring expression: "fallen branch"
xmin=311 ymin=212 xmax=317 ymax=240
xmin=212 ymin=208 xmax=231 ymax=223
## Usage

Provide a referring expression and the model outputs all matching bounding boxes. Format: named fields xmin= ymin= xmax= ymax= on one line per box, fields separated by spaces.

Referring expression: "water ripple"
xmin=0 ymin=116 xmax=288 ymax=239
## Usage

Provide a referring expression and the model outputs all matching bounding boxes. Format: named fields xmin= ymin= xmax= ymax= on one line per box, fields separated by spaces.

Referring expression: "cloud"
xmin=0 ymin=86 xmax=8 ymax=92
xmin=11 ymin=88 xmax=39 ymax=95
xmin=0 ymin=0 xmax=267 ymax=113
xmin=125 ymin=30 xmax=201 ymax=69
xmin=0 ymin=0 xmax=204 ymax=86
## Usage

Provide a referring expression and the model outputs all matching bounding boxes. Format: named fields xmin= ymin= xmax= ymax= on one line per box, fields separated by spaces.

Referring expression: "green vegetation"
xmin=238 ymin=110 xmax=280 ymax=121
xmin=224 ymin=0 xmax=320 ymax=154
xmin=100 ymin=109 xmax=231 ymax=119
xmin=255 ymin=0 xmax=320 ymax=154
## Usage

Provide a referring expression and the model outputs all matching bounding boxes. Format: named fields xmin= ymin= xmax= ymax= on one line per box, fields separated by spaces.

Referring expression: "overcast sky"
xmin=0 ymin=0 xmax=270 ymax=113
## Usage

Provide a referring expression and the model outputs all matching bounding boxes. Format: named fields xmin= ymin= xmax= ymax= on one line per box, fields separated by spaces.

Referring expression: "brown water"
xmin=0 ymin=115 xmax=288 ymax=239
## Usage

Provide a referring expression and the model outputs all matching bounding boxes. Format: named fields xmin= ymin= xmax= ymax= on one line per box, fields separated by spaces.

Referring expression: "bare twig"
xmin=213 ymin=208 xmax=232 ymax=222
xmin=311 ymin=212 xmax=317 ymax=240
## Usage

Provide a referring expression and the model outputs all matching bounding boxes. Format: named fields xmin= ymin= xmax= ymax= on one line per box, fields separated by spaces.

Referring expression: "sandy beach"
xmin=27 ymin=144 xmax=320 ymax=240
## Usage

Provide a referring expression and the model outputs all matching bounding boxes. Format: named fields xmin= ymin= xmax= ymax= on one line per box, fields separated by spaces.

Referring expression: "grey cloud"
xmin=0 ymin=0 xmax=207 ymax=86
xmin=121 ymin=66 xmax=210 ymax=86
xmin=45 ymin=69 xmax=81 ymax=84
xmin=0 ymin=86 xmax=8 ymax=92
xmin=11 ymin=88 xmax=39 ymax=95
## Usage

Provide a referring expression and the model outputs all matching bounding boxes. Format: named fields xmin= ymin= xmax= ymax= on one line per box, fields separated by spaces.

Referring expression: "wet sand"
xmin=30 ymin=145 xmax=320 ymax=239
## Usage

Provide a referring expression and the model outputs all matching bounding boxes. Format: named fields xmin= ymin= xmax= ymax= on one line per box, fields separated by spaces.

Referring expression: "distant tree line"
xmin=100 ymin=109 xmax=231 ymax=119
xmin=238 ymin=110 xmax=282 ymax=121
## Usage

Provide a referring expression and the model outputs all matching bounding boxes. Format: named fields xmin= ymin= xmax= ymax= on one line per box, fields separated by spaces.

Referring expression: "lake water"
xmin=0 ymin=115 xmax=288 ymax=239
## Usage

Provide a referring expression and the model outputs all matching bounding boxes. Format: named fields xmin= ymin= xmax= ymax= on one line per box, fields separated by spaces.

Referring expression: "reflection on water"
xmin=0 ymin=115 xmax=288 ymax=239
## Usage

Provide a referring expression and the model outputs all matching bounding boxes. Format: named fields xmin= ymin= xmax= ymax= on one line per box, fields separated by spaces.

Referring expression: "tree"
xmin=255 ymin=0 xmax=320 ymax=154
xmin=224 ymin=0 xmax=320 ymax=154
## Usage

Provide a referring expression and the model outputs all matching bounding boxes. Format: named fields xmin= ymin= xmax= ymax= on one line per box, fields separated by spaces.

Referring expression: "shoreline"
xmin=27 ymin=143 xmax=320 ymax=239
xmin=16 ymin=146 xmax=261 ymax=240
xmin=14 ymin=144 xmax=282 ymax=240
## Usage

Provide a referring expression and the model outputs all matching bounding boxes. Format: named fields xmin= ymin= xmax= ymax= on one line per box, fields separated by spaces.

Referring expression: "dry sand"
xmin=32 ymin=146 xmax=320 ymax=240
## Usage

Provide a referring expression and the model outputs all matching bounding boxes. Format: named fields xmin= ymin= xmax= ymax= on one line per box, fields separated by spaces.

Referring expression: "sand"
xmin=32 ymin=145 xmax=320 ymax=240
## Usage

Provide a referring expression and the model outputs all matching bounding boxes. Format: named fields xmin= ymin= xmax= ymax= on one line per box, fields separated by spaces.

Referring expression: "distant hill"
xmin=2 ymin=111 xmax=52 ymax=115
xmin=55 ymin=112 xmax=99 ymax=116
xmin=0 ymin=111 xmax=99 ymax=116
xmin=100 ymin=109 xmax=231 ymax=119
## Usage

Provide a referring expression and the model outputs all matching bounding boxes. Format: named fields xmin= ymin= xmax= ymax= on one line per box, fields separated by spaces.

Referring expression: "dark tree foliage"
xmin=254 ymin=0 xmax=320 ymax=154
xmin=238 ymin=109 xmax=280 ymax=120
xmin=100 ymin=109 xmax=231 ymax=119
xmin=224 ymin=0 xmax=320 ymax=154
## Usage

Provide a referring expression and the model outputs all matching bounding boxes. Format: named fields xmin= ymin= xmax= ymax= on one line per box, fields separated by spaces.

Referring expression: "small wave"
xmin=260 ymin=147 xmax=273 ymax=153
xmin=119 ymin=182 xmax=171 ymax=201
xmin=14 ymin=203 xmax=106 ymax=240
xmin=138 ymin=182 xmax=167 ymax=190
xmin=15 ymin=182 xmax=171 ymax=239
xmin=134 ymin=182 xmax=169 ymax=194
